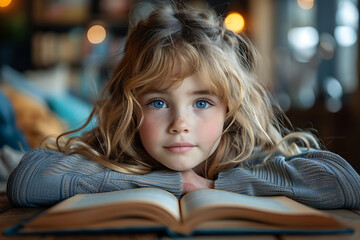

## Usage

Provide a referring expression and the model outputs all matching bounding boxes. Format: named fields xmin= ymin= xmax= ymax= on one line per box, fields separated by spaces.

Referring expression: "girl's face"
xmin=138 ymin=74 xmax=226 ymax=171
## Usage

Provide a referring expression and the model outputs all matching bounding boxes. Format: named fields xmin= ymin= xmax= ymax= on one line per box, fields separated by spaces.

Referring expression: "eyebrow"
xmin=192 ymin=90 xmax=213 ymax=95
xmin=145 ymin=89 xmax=214 ymax=95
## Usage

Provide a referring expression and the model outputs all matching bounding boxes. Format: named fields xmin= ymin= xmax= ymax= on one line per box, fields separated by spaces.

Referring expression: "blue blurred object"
xmin=0 ymin=89 xmax=30 ymax=151
xmin=1 ymin=65 xmax=96 ymax=137
xmin=47 ymin=93 xmax=96 ymax=134
xmin=1 ymin=65 xmax=47 ymax=104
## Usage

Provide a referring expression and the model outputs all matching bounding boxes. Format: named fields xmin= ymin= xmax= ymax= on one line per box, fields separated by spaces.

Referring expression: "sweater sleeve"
xmin=7 ymin=149 xmax=182 ymax=207
xmin=215 ymin=150 xmax=360 ymax=209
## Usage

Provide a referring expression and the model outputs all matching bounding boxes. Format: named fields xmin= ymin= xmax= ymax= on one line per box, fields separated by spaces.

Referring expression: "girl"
xmin=7 ymin=2 xmax=360 ymax=209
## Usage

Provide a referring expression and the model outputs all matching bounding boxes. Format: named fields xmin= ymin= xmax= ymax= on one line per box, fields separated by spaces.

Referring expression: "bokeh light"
xmin=87 ymin=25 xmax=106 ymax=44
xmin=336 ymin=0 xmax=358 ymax=28
xmin=335 ymin=26 xmax=357 ymax=47
xmin=225 ymin=12 xmax=245 ymax=33
xmin=288 ymin=27 xmax=319 ymax=62
xmin=325 ymin=77 xmax=343 ymax=99
xmin=298 ymin=87 xmax=315 ymax=109
xmin=297 ymin=0 xmax=314 ymax=10
xmin=326 ymin=97 xmax=342 ymax=113
xmin=318 ymin=33 xmax=336 ymax=60
xmin=0 ymin=0 xmax=12 ymax=7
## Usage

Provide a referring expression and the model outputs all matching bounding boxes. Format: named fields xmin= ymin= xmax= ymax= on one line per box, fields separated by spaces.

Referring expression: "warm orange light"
xmin=297 ymin=0 xmax=314 ymax=10
xmin=0 ymin=0 xmax=12 ymax=7
xmin=87 ymin=25 xmax=106 ymax=44
xmin=225 ymin=12 xmax=245 ymax=33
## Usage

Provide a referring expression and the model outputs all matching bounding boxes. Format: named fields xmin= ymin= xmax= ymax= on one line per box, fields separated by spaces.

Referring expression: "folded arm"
xmin=215 ymin=150 xmax=360 ymax=209
xmin=8 ymin=148 xmax=359 ymax=209
xmin=7 ymin=149 xmax=182 ymax=207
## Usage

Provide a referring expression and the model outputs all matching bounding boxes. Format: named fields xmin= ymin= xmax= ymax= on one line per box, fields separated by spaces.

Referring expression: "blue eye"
xmin=151 ymin=100 xmax=167 ymax=108
xmin=195 ymin=100 xmax=210 ymax=109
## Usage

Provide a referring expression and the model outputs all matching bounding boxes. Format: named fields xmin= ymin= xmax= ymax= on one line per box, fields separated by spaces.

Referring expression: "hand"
xmin=181 ymin=169 xmax=214 ymax=194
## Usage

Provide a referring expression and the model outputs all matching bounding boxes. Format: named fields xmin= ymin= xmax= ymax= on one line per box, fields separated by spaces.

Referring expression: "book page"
xmin=181 ymin=189 xmax=309 ymax=218
xmin=50 ymin=188 xmax=180 ymax=220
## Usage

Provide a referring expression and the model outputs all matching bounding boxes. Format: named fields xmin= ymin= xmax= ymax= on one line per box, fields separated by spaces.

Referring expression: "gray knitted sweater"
xmin=7 ymin=148 xmax=360 ymax=209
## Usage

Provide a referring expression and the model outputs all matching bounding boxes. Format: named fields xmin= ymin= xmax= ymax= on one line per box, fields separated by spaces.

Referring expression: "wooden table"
xmin=1 ymin=191 xmax=360 ymax=240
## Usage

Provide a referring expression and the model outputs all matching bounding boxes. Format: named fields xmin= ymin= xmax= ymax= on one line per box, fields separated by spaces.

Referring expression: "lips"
xmin=164 ymin=142 xmax=195 ymax=153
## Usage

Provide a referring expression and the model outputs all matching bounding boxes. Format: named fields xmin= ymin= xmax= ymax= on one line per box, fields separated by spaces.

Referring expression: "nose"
xmin=168 ymin=114 xmax=190 ymax=134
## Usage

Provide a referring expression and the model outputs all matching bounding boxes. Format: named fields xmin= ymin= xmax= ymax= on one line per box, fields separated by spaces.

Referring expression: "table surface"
xmin=1 ymin=191 xmax=360 ymax=240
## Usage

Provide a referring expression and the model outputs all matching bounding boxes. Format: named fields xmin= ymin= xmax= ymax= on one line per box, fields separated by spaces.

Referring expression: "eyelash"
xmin=194 ymin=98 xmax=214 ymax=109
xmin=147 ymin=98 xmax=168 ymax=108
xmin=147 ymin=98 xmax=214 ymax=109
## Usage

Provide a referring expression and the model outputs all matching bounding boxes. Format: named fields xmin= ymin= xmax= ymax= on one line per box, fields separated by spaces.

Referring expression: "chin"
xmin=166 ymin=164 xmax=195 ymax=172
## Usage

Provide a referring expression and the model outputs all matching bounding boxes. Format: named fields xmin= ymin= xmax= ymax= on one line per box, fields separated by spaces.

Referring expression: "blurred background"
xmin=0 ymin=0 xmax=359 ymax=173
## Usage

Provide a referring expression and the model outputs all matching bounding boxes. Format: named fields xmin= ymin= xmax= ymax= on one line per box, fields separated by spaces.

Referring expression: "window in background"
xmin=274 ymin=0 xmax=358 ymax=113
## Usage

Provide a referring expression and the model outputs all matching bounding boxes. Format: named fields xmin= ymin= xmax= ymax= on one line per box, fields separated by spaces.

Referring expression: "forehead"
xmin=142 ymin=72 xmax=220 ymax=96
xmin=134 ymin=44 xmax=228 ymax=99
xmin=147 ymin=74 xmax=215 ymax=94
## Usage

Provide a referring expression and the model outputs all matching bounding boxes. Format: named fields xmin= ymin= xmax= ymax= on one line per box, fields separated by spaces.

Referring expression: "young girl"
xmin=7 ymin=2 xmax=360 ymax=209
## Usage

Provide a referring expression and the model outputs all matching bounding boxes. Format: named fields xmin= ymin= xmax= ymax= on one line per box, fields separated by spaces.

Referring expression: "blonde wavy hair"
xmin=51 ymin=2 xmax=319 ymax=179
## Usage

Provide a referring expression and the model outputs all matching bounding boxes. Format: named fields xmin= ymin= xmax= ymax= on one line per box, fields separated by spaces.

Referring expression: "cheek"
xmin=139 ymin=114 xmax=164 ymax=145
xmin=197 ymin=116 xmax=224 ymax=144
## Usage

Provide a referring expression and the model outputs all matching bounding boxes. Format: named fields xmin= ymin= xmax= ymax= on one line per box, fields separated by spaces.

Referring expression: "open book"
xmin=6 ymin=188 xmax=351 ymax=237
